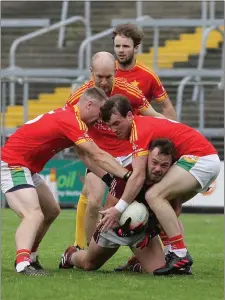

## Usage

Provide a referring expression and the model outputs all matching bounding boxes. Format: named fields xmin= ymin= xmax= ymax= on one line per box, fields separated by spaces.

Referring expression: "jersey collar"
xmin=115 ymin=60 xmax=138 ymax=72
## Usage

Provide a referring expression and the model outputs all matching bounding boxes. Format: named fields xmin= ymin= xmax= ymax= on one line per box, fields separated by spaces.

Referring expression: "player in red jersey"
xmin=99 ymin=95 xmax=220 ymax=275
xmin=69 ymin=52 xmax=164 ymax=248
xmin=113 ymin=23 xmax=177 ymax=120
xmin=0 ymin=87 xmax=132 ymax=276
xmin=104 ymin=22 xmax=177 ymax=216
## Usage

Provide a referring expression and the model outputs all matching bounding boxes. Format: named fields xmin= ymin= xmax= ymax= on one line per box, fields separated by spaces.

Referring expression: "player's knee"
xmin=88 ymin=198 xmax=101 ymax=212
xmin=145 ymin=189 xmax=160 ymax=208
xmin=25 ymin=207 xmax=45 ymax=224
xmin=44 ymin=205 xmax=60 ymax=223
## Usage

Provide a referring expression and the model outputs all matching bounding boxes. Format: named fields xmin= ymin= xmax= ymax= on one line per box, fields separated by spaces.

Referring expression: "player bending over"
xmin=98 ymin=95 xmax=220 ymax=275
xmin=1 ymin=87 xmax=132 ymax=276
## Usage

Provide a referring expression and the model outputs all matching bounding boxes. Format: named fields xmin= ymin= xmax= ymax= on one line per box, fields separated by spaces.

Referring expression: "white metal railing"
xmin=58 ymin=0 xmax=91 ymax=51
xmin=9 ymin=16 xmax=89 ymax=68
xmin=176 ymin=77 xmax=224 ymax=137
xmin=192 ymin=25 xmax=224 ymax=101
xmin=8 ymin=15 xmax=90 ymax=105
xmin=1 ymin=68 xmax=223 ymax=80
xmin=1 ymin=77 xmax=78 ymax=140
xmin=58 ymin=0 xmax=70 ymax=48
xmin=3 ymin=0 xmax=223 ymax=105
xmin=1 ymin=19 xmax=50 ymax=27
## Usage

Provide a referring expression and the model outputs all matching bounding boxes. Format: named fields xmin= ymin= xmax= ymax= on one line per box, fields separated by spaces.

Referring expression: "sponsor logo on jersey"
xmin=130 ymin=80 xmax=139 ymax=87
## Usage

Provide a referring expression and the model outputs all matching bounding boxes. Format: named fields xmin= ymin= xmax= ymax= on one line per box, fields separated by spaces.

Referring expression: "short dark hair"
xmin=100 ymin=94 xmax=133 ymax=122
xmin=149 ymin=138 xmax=177 ymax=163
xmin=112 ymin=23 xmax=144 ymax=47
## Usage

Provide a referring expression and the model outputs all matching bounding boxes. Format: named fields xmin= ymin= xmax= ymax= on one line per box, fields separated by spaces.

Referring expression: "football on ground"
xmin=119 ymin=201 xmax=149 ymax=228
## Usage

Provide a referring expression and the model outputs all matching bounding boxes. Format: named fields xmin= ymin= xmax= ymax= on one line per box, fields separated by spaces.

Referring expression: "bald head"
xmin=91 ymin=52 xmax=115 ymax=70
xmin=90 ymin=52 xmax=115 ymax=94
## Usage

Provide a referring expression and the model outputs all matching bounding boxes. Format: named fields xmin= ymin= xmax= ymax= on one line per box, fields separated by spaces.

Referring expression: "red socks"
xmin=16 ymin=249 xmax=31 ymax=264
xmin=168 ymin=234 xmax=186 ymax=250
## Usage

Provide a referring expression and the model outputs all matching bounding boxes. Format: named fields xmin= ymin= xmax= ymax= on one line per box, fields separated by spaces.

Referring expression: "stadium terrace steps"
xmin=2 ymin=1 xmax=224 ymax=156
xmin=136 ymin=27 xmax=224 ymax=69
xmin=3 ymin=1 xmax=223 ymax=69
xmin=4 ymin=87 xmax=72 ymax=128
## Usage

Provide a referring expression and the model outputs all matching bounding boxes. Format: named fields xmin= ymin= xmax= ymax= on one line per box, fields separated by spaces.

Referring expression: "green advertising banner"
xmin=1 ymin=159 xmax=108 ymax=208
xmin=40 ymin=159 xmax=86 ymax=206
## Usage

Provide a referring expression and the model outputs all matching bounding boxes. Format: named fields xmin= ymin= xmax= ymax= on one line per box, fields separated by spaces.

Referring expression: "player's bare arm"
xmin=157 ymin=96 xmax=177 ymax=120
xmin=140 ymin=104 xmax=166 ymax=118
xmin=75 ymin=145 xmax=107 ymax=179
xmin=99 ymin=155 xmax=147 ymax=232
xmin=77 ymin=140 xmax=130 ymax=179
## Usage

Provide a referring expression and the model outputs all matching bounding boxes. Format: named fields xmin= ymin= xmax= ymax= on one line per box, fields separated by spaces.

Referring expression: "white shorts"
xmin=93 ymin=228 xmax=146 ymax=249
xmin=175 ymin=154 xmax=221 ymax=193
xmin=1 ymin=160 xmax=44 ymax=194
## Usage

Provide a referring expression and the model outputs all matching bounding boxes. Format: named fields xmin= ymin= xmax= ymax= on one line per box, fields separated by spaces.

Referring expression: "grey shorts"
xmin=1 ymin=160 xmax=44 ymax=194
xmin=93 ymin=228 xmax=146 ymax=249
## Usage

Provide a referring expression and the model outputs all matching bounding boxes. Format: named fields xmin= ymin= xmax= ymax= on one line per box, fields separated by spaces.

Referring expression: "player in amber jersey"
xmin=99 ymin=95 xmax=220 ymax=276
xmin=0 ymin=87 xmax=131 ymax=276
xmin=69 ymin=51 xmax=164 ymax=249
xmin=113 ymin=23 xmax=177 ymax=120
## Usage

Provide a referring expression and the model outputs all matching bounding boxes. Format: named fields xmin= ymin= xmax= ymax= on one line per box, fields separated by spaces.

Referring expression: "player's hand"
xmin=98 ymin=207 xmax=121 ymax=232
xmin=114 ymin=218 xmax=146 ymax=237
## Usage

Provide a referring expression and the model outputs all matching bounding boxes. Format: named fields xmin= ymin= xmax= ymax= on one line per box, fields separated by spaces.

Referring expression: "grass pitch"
xmin=1 ymin=209 xmax=224 ymax=300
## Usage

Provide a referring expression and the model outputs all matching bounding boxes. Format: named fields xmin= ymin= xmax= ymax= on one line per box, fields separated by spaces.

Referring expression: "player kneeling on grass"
xmin=0 ymin=87 xmax=132 ymax=276
xmin=59 ymin=138 xmax=176 ymax=273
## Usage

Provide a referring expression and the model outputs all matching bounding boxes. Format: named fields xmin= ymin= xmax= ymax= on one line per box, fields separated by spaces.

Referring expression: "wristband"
xmin=115 ymin=199 xmax=129 ymax=213
xmin=123 ymin=170 xmax=132 ymax=181
xmin=101 ymin=173 xmax=113 ymax=187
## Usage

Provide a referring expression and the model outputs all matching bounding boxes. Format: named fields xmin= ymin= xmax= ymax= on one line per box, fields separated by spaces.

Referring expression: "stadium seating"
xmin=1 ymin=1 xmax=224 ymax=158
xmin=137 ymin=27 xmax=223 ymax=69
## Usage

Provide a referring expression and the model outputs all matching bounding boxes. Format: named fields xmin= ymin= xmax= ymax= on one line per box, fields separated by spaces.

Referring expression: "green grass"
xmin=2 ymin=209 xmax=224 ymax=300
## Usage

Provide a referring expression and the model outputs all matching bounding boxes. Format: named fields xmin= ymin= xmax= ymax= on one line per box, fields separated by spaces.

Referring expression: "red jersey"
xmin=66 ymin=77 xmax=150 ymax=156
xmin=130 ymin=116 xmax=217 ymax=159
xmin=2 ymin=106 xmax=93 ymax=173
xmin=115 ymin=61 xmax=168 ymax=103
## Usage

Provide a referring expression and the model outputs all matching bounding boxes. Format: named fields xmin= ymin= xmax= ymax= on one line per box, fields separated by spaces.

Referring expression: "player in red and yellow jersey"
xmin=1 ymin=87 xmax=131 ymax=276
xmin=99 ymin=94 xmax=220 ymax=275
xmin=67 ymin=77 xmax=158 ymax=157
xmin=110 ymin=23 xmax=184 ymax=271
xmin=71 ymin=51 xmax=164 ymax=248
xmin=113 ymin=23 xmax=177 ymax=120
